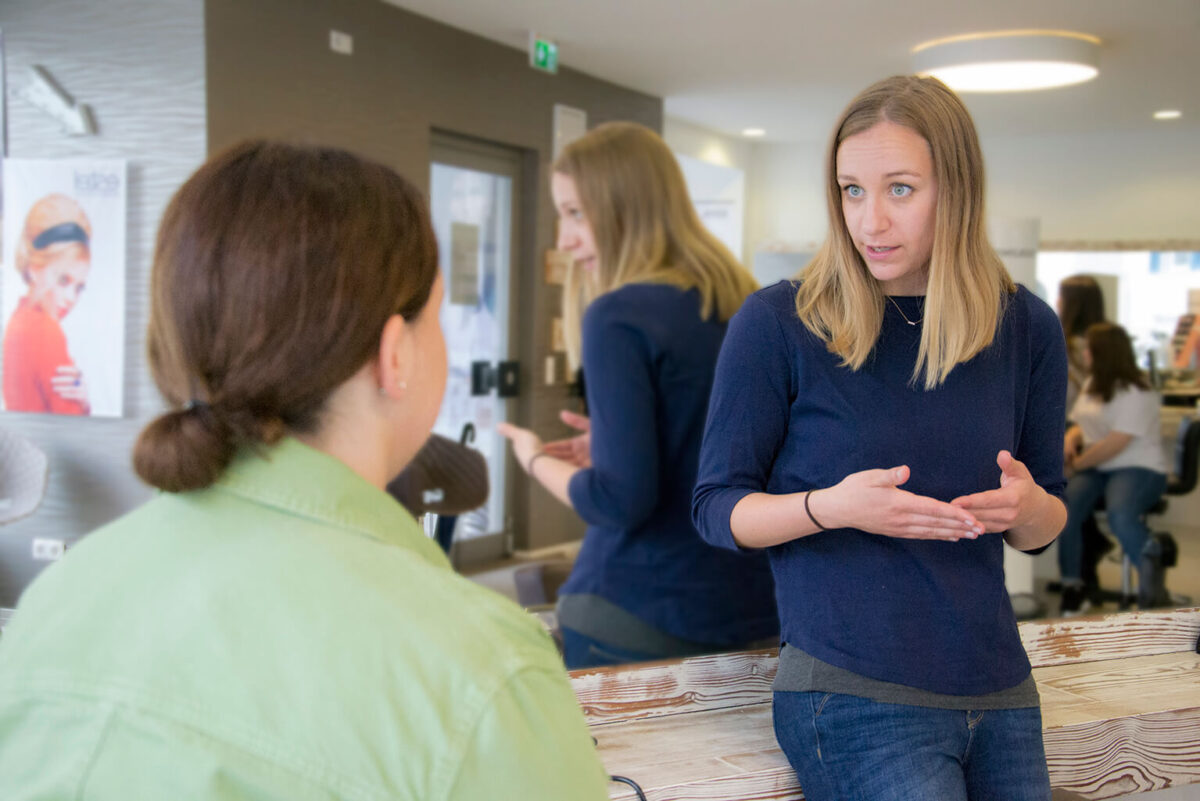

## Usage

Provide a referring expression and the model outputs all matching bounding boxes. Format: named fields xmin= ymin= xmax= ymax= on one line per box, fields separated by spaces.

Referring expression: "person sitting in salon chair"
xmin=1060 ymin=323 xmax=1168 ymax=615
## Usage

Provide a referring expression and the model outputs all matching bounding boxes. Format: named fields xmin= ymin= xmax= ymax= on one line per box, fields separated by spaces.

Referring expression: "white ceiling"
xmin=382 ymin=0 xmax=1200 ymax=143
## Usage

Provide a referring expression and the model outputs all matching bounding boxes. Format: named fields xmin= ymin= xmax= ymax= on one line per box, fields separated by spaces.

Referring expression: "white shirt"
xmin=1070 ymin=380 xmax=1168 ymax=473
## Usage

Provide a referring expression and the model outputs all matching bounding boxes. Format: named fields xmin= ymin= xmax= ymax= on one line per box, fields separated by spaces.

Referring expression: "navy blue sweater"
xmin=693 ymin=282 xmax=1066 ymax=694
xmin=564 ymin=284 xmax=778 ymax=646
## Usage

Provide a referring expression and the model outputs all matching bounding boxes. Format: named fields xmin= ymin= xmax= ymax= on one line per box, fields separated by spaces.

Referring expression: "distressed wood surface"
xmin=1019 ymin=607 xmax=1200 ymax=668
xmin=594 ymin=652 xmax=1200 ymax=800
xmin=1046 ymin=707 xmax=1200 ymax=799
xmin=574 ymin=649 xmax=777 ymax=726
xmin=1038 ymin=652 xmax=1200 ymax=729
xmin=579 ymin=610 xmax=1200 ymax=800
xmin=573 ymin=608 xmax=1200 ymax=729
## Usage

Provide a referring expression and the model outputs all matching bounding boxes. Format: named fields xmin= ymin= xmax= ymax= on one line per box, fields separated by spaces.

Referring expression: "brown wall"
xmin=205 ymin=0 xmax=663 ymax=551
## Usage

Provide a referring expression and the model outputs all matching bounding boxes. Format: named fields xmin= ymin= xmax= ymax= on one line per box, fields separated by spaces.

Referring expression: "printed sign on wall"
xmin=2 ymin=159 xmax=126 ymax=417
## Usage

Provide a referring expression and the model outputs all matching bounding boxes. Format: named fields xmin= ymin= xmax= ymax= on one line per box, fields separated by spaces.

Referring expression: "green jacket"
xmin=0 ymin=438 xmax=609 ymax=800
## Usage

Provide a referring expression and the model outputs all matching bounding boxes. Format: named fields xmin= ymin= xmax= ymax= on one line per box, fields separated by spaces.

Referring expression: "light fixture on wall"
xmin=1153 ymin=109 xmax=1182 ymax=120
xmin=742 ymin=128 xmax=765 ymax=137
xmin=912 ymin=30 xmax=1100 ymax=93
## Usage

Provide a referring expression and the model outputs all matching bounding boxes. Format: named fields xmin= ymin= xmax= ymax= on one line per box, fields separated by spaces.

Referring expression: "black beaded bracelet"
xmin=804 ymin=489 xmax=829 ymax=531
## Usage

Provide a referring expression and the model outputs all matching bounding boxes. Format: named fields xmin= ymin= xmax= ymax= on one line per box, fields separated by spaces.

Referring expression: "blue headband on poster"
xmin=32 ymin=222 xmax=90 ymax=250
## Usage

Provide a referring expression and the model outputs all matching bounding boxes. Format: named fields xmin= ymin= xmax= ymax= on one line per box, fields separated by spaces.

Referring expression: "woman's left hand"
xmin=949 ymin=450 xmax=1045 ymax=533
xmin=496 ymin=422 xmax=544 ymax=473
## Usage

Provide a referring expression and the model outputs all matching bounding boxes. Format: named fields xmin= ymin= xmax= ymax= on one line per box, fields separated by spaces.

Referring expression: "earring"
xmin=380 ymin=380 xmax=408 ymax=396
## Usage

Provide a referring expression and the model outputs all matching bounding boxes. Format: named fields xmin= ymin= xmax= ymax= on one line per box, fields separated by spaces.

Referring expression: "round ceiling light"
xmin=912 ymin=30 xmax=1101 ymax=93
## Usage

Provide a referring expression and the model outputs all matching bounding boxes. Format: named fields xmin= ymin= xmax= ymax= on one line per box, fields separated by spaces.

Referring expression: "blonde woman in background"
xmin=499 ymin=122 xmax=778 ymax=669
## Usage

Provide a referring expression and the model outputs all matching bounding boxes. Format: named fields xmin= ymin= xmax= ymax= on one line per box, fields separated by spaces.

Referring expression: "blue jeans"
xmin=1058 ymin=468 xmax=1167 ymax=581
xmin=773 ymin=692 xmax=1051 ymax=801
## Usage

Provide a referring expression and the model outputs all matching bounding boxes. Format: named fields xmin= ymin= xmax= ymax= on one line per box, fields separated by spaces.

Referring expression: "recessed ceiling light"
xmin=742 ymin=128 xmax=766 ymax=137
xmin=912 ymin=30 xmax=1101 ymax=93
xmin=1154 ymin=110 xmax=1182 ymax=120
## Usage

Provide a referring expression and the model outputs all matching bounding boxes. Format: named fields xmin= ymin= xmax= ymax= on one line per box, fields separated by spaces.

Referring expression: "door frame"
xmin=429 ymin=131 xmax=532 ymax=567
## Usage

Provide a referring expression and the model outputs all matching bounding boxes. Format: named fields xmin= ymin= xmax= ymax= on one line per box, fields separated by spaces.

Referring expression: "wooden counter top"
xmin=573 ymin=608 xmax=1200 ymax=800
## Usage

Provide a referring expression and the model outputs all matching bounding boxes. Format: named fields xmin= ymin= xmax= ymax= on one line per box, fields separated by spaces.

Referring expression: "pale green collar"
xmin=214 ymin=438 xmax=449 ymax=568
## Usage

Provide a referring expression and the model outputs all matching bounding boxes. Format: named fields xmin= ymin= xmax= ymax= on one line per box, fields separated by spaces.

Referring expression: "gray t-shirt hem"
xmin=773 ymin=644 xmax=1040 ymax=710
xmin=556 ymin=593 xmax=775 ymax=658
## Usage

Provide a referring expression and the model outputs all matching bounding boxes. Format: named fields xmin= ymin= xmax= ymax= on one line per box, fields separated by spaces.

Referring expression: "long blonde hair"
xmin=555 ymin=122 xmax=757 ymax=369
xmin=795 ymin=75 xmax=1015 ymax=389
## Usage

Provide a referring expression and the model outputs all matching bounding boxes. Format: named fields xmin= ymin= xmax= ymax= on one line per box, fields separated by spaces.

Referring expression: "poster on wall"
xmin=1 ymin=159 xmax=126 ymax=417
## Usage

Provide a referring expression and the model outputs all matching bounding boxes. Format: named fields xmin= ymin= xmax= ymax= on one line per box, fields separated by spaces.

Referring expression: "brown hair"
xmin=794 ymin=75 xmax=1015 ymax=389
xmin=554 ymin=122 xmax=757 ymax=370
xmin=14 ymin=194 xmax=92 ymax=285
xmin=1058 ymin=274 xmax=1106 ymax=337
xmin=134 ymin=141 xmax=439 ymax=492
xmin=1085 ymin=322 xmax=1148 ymax=403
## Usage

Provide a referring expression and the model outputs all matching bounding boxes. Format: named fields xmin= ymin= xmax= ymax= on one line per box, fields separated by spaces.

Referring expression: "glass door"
xmin=429 ymin=135 xmax=522 ymax=547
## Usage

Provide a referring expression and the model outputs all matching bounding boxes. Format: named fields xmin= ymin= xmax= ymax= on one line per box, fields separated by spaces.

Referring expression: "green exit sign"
xmin=529 ymin=33 xmax=559 ymax=74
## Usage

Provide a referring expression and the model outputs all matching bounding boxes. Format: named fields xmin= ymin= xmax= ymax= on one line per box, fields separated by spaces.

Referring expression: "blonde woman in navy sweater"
xmin=499 ymin=122 xmax=778 ymax=669
xmin=694 ymin=77 xmax=1067 ymax=800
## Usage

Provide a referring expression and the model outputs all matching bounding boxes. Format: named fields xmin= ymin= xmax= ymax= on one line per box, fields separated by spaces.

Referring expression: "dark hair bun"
xmin=137 ymin=141 xmax=438 ymax=492
xmin=133 ymin=406 xmax=236 ymax=493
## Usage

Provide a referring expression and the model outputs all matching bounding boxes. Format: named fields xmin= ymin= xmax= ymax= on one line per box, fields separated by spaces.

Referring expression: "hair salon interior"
xmin=1 ymin=0 xmax=1199 ymax=797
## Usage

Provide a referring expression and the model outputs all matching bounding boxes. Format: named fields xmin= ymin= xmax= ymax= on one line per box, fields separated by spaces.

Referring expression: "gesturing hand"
xmin=541 ymin=410 xmax=591 ymax=468
xmin=950 ymin=451 xmax=1044 ymax=533
xmin=496 ymin=422 xmax=545 ymax=473
xmin=815 ymin=465 xmax=983 ymax=541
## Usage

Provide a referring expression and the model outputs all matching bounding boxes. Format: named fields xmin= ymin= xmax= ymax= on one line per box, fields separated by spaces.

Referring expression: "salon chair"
xmin=386 ymin=425 xmax=488 ymax=555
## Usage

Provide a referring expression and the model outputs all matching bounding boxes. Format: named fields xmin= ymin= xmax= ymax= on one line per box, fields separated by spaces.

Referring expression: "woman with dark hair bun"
xmin=1059 ymin=322 xmax=1167 ymax=614
xmin=0 ymin=142 xmax=609 ymax=800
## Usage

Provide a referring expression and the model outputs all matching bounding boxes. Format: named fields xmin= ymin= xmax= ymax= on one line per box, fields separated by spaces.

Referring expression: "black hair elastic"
xmin=804 ymin=489 xmax=829 ymax=531
xmin=32 ymin=222 xmax=90 ymax=250
xmin=183 ymin=399 xmax=209 ymax=413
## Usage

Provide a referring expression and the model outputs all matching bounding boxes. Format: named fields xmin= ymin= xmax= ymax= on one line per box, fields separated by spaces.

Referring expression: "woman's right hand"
xmin=810 ymin=465 xmax=983 ymax=541
xmin=541 ymin=410 xmax=591 ymax=468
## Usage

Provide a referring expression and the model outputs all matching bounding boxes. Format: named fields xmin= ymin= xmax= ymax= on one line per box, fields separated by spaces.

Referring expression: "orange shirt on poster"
xmin=2 ymin=297 xmax=87 ymax=415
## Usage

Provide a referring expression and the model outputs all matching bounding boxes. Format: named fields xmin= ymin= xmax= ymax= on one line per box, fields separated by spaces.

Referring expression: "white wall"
xmin=745 ymin=140 xmax=828 ymax=255
xmin=983 ymin=127 xmax=1200 ymax=245
xmin=741 ymin=125 xmax=1200 ymax=251
xmin=0 ymin=0 xmax=205 ymax=606
xmin=664 ymin=116 xmax=759 ymax=265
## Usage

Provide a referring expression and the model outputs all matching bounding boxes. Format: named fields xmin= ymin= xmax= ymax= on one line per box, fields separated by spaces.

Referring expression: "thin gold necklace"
xmin=887 ymin=296 xmax=923 ymax=326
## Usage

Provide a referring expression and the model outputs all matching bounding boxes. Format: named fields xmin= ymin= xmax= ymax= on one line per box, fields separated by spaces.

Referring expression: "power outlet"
xmin=329 ymin=29 xmax=353 ymax=55
xmin=31 ymin=538 xmax=65 ymax=562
